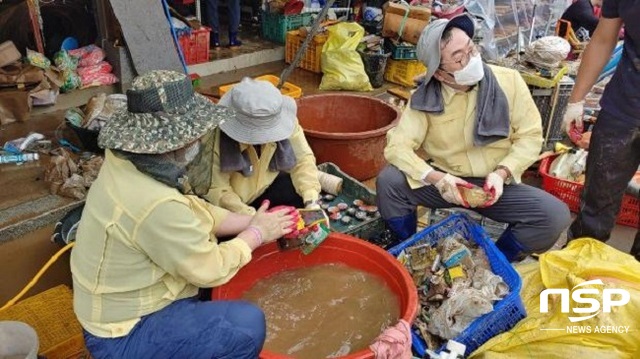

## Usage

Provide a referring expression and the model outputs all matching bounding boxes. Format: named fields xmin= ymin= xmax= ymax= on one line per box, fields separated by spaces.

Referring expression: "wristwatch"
xmin=496 ymin=165 xmax=513 ymax=185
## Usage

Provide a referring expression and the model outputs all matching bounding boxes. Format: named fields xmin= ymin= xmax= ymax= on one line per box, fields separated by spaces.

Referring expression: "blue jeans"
xmin=83 ymin=298 xmax=266 ymax=359
xmin=204 ymin=0 xmax=241 ymax=33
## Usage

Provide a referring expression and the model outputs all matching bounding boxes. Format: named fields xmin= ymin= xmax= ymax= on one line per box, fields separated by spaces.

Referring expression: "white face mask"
xmin=451 ymin=54 xmax=484 ymax=86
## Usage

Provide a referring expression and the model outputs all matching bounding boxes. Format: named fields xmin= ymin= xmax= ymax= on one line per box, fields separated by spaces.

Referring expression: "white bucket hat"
xmin=218 ymin=77 xmax=297 ymax=145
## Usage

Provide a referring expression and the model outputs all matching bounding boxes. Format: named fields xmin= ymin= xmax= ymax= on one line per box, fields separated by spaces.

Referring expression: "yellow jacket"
xmin=205 ymin=124 xmax=321 ymax=215
xmin=71 ymin=150 xmax=252 ymax=338
xmin=385 ymin=65 xmax=543 ymax=188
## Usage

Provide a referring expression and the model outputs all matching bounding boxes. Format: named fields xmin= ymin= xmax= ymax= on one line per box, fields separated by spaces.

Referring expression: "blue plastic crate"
xmin=388 ymin=213 xmax=526 ymax=356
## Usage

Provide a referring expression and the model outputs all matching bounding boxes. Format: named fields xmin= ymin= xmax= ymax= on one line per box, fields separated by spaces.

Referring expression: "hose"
xmin=0 ymin=242 xmax=75 ymax=311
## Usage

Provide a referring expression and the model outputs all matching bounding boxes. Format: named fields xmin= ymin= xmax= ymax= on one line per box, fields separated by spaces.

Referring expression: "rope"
xmin=0 ymin=242 xmax=75 ymax=311
xmin=396 ymin=0 xmax=411 ymax=40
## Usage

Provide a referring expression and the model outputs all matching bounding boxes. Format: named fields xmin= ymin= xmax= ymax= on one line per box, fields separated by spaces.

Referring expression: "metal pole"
xmin=196 ymin=0 xmax=202 ymax=23
xmin=529 ymin=1 xmax=537 ymax=46
xmin=277 ymin=0 xmax=337 ymax=89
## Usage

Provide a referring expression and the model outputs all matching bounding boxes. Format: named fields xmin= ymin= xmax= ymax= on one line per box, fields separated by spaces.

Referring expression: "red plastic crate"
xmin=539 ymin=155 xmax=639 ymax=228
xmin=178 ymin=27 xmax=211 ymax=65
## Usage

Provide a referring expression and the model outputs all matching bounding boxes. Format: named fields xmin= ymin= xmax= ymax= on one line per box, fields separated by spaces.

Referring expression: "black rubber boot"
xmin=385 ymin=211 xmax=418 ymax=243
xmin=495 ymin=228 xmax=529 ymax=263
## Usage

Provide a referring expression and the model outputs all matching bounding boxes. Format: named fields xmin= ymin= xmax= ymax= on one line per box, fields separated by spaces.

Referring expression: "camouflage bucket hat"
xmin=98 ymin=70 xmax=233 ymax=154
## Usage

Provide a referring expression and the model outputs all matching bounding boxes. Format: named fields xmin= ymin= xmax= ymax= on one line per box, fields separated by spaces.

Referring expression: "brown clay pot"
xmin=296 ymin=94 xmax=400 ymax=181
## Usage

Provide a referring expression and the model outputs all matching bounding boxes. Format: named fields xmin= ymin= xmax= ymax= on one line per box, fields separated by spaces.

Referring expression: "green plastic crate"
xmin=317 ymin=162 xmax=386 ymax=246
xmin=261 ymin=12 xmax=312 ymax=44
xmin=384 ymin=38 xmax=417 ymax=60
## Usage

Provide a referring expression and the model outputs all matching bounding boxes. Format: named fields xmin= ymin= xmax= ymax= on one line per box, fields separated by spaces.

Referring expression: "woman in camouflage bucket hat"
xmin=99 ymin=70 xmax=228 ymax=154
xmin=72 ymin=70 xmax=297 ymax=358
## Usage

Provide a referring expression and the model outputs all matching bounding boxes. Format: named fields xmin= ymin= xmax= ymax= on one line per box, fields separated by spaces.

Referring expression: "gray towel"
xmin=410 ymin=64 xmax=511 ymax=146
xmin=219 ymin=131 xmax=297 ymax=177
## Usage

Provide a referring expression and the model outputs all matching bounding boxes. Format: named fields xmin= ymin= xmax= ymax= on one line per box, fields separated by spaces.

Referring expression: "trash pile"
xmin=65 ymin=93 xmax=127 ymax=132
xmin=0 ymin=43 xmax=63 ymax=124
xmin=44 ymin=148 xmax=103 ymax=200
xmin=358 ymin=34 xmax=385 ymax=54
xmin=548 ymin=149 xmax=588 ymax=183
xmin=549 ymin=150 xmax=640 ymax=193
xmin=0 ymin=40 xmax=118 ymax=125
xmin=397 ymin=233 xmax=509 ymax=349
xmin=424 ymin=208 xmax=508 ymax=241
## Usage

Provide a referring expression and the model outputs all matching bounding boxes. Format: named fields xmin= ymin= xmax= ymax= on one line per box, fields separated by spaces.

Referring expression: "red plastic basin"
xmin=296 ymin=94 xmax=400 ymax=181
xmin=211 ymin=233 xmax=418 ymax=359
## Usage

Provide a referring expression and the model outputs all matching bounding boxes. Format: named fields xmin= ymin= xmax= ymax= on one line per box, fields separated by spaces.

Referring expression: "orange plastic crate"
xmin=539 ymin=155 xmax=639 ymax=228
xmin=285 ymin=30 xmax=327 ymax=73
xmin=218 ymin=74 xmax=303 ymax=98
xmin=178 ymin=27 xmax=211 ymax=65
xmin=384 ymin=59 xmax=426 ymax=87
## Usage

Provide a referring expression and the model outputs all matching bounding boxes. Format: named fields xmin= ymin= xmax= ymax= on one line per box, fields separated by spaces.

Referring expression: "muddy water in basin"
xmin=242 ymin=263 xmax=399 ymax=359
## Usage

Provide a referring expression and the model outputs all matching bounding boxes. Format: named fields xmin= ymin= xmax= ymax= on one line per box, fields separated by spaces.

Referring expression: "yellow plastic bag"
xmin=319 ymin=22 xmax=373 ymax=91
xmin=471 ymin=238 xmax=640 ymax=359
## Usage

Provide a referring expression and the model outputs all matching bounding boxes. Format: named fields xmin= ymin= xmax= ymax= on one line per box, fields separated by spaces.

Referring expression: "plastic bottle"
xmin=0 ymin=153 xmax=40 ymax=164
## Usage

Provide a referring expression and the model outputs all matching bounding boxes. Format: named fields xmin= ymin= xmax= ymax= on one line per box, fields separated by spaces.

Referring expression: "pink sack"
xmin=77 ymin=61 xmax=113 ymax=78
xmin=80 ymin=72 xmax=118 ymax=88
xmin=70 ymin=45 xmax=107 ymax=67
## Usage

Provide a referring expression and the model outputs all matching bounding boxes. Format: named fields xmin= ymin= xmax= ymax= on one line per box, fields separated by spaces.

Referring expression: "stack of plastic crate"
xmin=529 ymin=76 xmax=575 ymax=149
xmin=382 ymin=38 xmax=426 ymax=87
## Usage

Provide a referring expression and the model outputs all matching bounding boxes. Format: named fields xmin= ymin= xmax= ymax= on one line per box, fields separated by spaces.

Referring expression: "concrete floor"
xmin=194 ymin=60 xmax=397 ymax=98
xmin=209 ymin=25 xmax=281 ymax=62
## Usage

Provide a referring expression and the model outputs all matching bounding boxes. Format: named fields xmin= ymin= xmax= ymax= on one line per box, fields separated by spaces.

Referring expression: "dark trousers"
xmin=569 ymin=111 xmax=640 ymax=259
xmin=83 ymin=298 xmax=265 ymax=359
xmin=204 ymin=0 xmax=241 ymax=33
xmin=249 ymin=172 xmax=305 ymax=209
xmin=376 ymin=165 xmax=571 ymax=253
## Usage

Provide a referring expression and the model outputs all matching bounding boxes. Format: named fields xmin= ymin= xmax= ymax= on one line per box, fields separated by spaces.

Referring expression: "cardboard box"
xmin=0 ymin=41 xmax=21 ymax=68
xmin=382 ymin=3 xmax=431 ymax=45
xmin=0 ymin=88 xmax=31 ymax=124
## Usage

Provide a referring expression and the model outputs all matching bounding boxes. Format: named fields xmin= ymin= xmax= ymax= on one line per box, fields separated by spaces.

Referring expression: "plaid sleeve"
xmin=601 ymin=0 xmax=619 ymax=18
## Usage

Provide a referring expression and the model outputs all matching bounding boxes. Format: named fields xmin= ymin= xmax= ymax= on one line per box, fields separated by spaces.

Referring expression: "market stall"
xmin=1 ymin=0 xmax=639 ymax=358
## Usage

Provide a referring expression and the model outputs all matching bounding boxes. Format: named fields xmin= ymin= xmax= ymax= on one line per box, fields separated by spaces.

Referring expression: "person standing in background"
xmin=204 ymin=0 xmax=243 ymax=48
xmin=561 ymin=0 xmax=602 ymax=40
xmin=563 ymin=0 xmax=640 ymax=261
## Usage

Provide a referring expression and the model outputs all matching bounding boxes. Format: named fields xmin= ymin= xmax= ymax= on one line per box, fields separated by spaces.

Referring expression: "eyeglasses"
xmin=440 ymin=43 xmax=479 ymax=70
